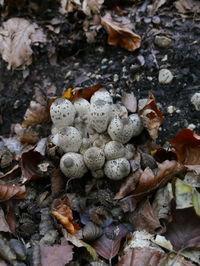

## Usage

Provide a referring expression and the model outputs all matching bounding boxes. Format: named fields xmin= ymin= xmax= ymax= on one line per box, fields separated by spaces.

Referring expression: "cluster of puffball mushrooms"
xmin=50 ymin=89 xmax=144 ymax=180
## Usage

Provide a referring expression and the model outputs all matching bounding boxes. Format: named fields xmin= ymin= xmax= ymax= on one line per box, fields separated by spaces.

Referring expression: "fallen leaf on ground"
xmin=164 ymin=201 xmax=200 ymax=250
xmin=139 ymin=93 xmax=163 ymax=140
xmin=101 ymin=13 xmax=141 ymax=51
xmin=148 ymin=0 xmax=168 ymax=16
xmin=0 ymin=184 xmax=25 ymax=202
xmin=175 ymin=0 xmax=200 ymax=14
xmin=51 ymin=196 xmax=80 ymax=235
xmin=92 ymin=224 xmax=128 ymax=260
xmin=40 ymin=243 xmax=73 ymax=266
xmin=152 ymin=148 xmax=177 ymax=163
xmin=4 ymin=201 xmax=16 ymax=233
xmin=132 ymin=160 xmax=185 ymax=198
xmin=121 ymin=92 xmax=137 ymax=113
xmin=21 ymin=101 xmax=50 ymax=128
xmin=59 ymin=0 xmax=81 ymax=14
xmin=117 ymin=247 xmax=165 ymax=266
xmin=130 ymin=199 xmax=164 ymax=234
xmin=0 ymin=18 xmax=46 ymax=69
xmin=82 ymin=0 xmax=104 ymax=16
xmin=0 ymin=207 xmax=11 ymax=232
xmin=63 ymin=229 xmax=97 ymax=260
xmin=168 ymin=128 xmax=200 ymax=165
xmin=20 ymin=149 xmax=44 ymax=183
xmin=175 ymin=178 xmax=193 ymax=209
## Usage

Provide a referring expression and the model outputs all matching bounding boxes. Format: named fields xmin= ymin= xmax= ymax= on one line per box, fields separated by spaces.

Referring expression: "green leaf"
xmin=175 ymin=178 xmax=193 ymax=209
xmin=192 ymin=189 xmax=200 ymax=216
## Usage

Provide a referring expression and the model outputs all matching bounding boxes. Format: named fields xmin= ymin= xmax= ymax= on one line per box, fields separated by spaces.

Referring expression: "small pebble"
xmin=191 ymin=92 xmax=200 ymax=111
xmin=113 ymin=74 xmax=119 ymax=82
xmin=187 ymin=124 xmax=196 ymax=131
xmin=101 ymin=58 xmax=108 ymax=64
xmin=147 ymin=76 xmax=153 ymax=81
xmin=167 ymin=105 xmax=176 ymax=114
xmin=144 ymin=17 xmax=152 ymax=24
xmin=152 ymin=16 xmax=161 ymax=25
xmin=158 ymin=69 xmax=173 ymax=84
xmin=155 ymin=36 xmax=172 ymax=48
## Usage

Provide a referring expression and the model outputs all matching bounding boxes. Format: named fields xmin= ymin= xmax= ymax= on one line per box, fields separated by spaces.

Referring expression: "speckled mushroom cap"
xmin=90 ymin=89 xmax=113 ymax=105
xmin=50 ymin=98 xmax=76 ymax=128
xmin=104 ymin=141 xmax=125 ymax=160
xmin=83 ymin=147 xmax=105 ymax=171
xmin=104 ymin=158 xmax=130 ymax=180
xmin=54 ymin=126 xmax=82 ymax=153
xmin=60 ymin=152 xmax=87 ymax=178
xmin=74 ymin=98 xmax=90 ymax=117
xmin=108 ymin=116 xmax=135 ymax=144
xmin=111 ymin=103 xmax=128 ymax=119
xmin=124 ymin=144 xmax=135 ymax=160
xmin=89 ymin=99 xmax=112 ymax=133
xmin=129 ymin=114 xmax=144 ymax=136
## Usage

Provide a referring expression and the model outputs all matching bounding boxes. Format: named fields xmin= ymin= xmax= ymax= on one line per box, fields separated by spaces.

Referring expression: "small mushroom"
xmin=129 ymin=114 xmax=144 ymax=136
xmin=104 ymin=141 xmax=125 ymax=160
xmin=50 ymin=98 xmax=76 ymax=128
xmin=89 ymin=99 xmax=112 ymax=133
xmin=104 ymin=158 xmax=130 ymax=180
xmin=90 ymin=89 xmax=113 ymax=105
xmin=60 ymin=152 xmax=87 ymax=178
xmin=111 ymin=103 xmax=128 ymax=119
xmin=124 ymin=144 xmax=135 ymax=160
xmin=52 ymin=127 xmax=82 ymax=153
xmin=83 ymin=147 xmax=105 ymax=171
xmin=108 ymin=116 xmax=135 ymax=144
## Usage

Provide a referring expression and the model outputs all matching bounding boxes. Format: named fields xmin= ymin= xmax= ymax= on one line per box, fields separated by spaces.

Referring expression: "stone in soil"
xmin=155 ymin=36 xmax=172 ymax=48
xmin=158 ymin=69 xmax=173 ymax=84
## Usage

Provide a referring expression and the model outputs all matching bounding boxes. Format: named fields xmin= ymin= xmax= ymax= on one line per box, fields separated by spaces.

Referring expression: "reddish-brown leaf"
xmin=40 ymin=244 xmax=73 ymax=266
xmin=101 ymin=13 xmax=141 ymax=52
xmin=168 ymin=128 xmax=200 ymax=165
xmin=117 ymin=247 xmax=165 ymax=266
xmin=139 ymin=93 xmax=163 ymax=140
xmin=152 ymin=148 xmax=177 ymax=163
xmin=0 ymin=184 xmax=25 ymax=202
xmin=20 ymin=149 xmax=43 ymax=183
xmin=129 ymin=199 xmax=165 ymax=234
xmin=164 ymin=201 xmax=200 ymax=250
xmin=21 ymin=101 xmax=50 ymax=128
xmin=92 ymin=224 xmax=128 ymax=260
xmin=50 ymin=196 xmax=80 ymax=235
xmin=5 ymin=201 xmax=16 ymax=233
xmin=132 ymin=160 xmax=185 ymax=198
xmin=121 ymin=92 xmax=137 ymax=113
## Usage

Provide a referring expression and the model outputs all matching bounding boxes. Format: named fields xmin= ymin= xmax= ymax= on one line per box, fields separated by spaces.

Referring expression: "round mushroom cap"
xmin=89 ymin=99 xmax=112 ymax=133
xmin=74 ymin=98 xmax=90 ymax=117
xmin=50 ymin=98 xmax=76 ymax=128
xmin=56 ymin=126 xmax=82 ymax=153
xmin=111 ymin=103 xmax=128 ymax=119
xmin=104 ymin=158 xmax=130 ymax=180
xmin=108 ymin=116 xmax=135 ymax=144
xmin=104 ymin=141 xmax=125 ymax=160
xmin=90 ymin=89 xmax=113 ymax=105
xmin=83 ymin=147 xmax=105 ymax=170
xmin=129 ymin=114 xmax=144 ymax=136
xmin=60 ymin=152 xmax=87 ymax=178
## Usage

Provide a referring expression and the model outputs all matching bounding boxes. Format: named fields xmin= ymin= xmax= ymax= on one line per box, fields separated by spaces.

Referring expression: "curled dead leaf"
xmin=101 ymin=13 xmax=141 ymax=51
xmin=121 ymin=92 xmax=137 ymax=113
xmin=0 ymin=18 xmax=46 ymax=69
xmin=168 ymin=128 xmax=200 ymax=165
xmin=51 ymin=196 xmax=80 ymax=234
xmin=0 ymin=184 xmax=25 ymax=202
xmin=139 ymin=93 xmax=163 ymax=140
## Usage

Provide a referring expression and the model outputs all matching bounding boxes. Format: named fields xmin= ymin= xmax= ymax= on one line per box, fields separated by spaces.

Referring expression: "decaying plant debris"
xmin=0 ymin=0 xmax=200 ymax=265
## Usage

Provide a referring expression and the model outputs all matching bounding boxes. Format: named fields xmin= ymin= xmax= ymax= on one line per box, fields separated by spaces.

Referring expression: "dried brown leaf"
xmin=139 ymin=93 xmax=163 ymax=140
xmin=0 ymin=18 xmax=46 ymax=69
xmin=117 ymin=247 xmax=165 ymax=266
xmin=40 ymin=243 xmax=73 ymax=266
xmin=0 ymin=184 xmax=25 ymax=202
xmin=92 ymin=224 xmax=128 ymax=260
xmin=164 ymin=201 xmax=200 ymax=250
xmin=21 ymin=101 xmax=50 ymax=128
xmin=0 ymin=207 xmax=11 ymax=233
xmin=101 ymin=13 xmax=141 ymax=52
xmin=121 ymin=92 xmax=137 ymax=113
xmin=175 ymin=0 xmax=200 ymax=14
xmin=132 ymin=160 xmax=185 ymax=198
xmin=148 ymin=0 xmax=168 ymax=16
xmin=169 ymin=128 xmax=200 ymax=165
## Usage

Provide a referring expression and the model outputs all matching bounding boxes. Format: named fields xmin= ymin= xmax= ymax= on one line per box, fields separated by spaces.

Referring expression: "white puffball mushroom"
xmin=74 ymin=98 xmax=90 ymax=117
xmin=90 ymin=89 xmax=113 ymax=105
xmin=83 ymin=147 xmax=105 ymax=171
xmin=90 ymin=99 xmax=112 ymax=133
xmin=104 ymin=158 xmax=130 ymax=180
xmin=104 ymin=141 xmax=125 ymax=160
xmin=60 ymin=152 xmax=87 ymax=178
xmin=108 ymin=116 xmax=135 ymax=144
xmin=50 ymin=98 xmax=76 ymax=128
xmin=125 ymin=144 xmax=135 ymax=160
xmin=91 ymin=169 xmax=104 ymax=179
xmin=111 ymin=103 xmax=128 ymax=119
xmin=129 ymin=114 xmax=144 ymax=136
xmin=54 ymin=127 xmax=82 ymax=153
